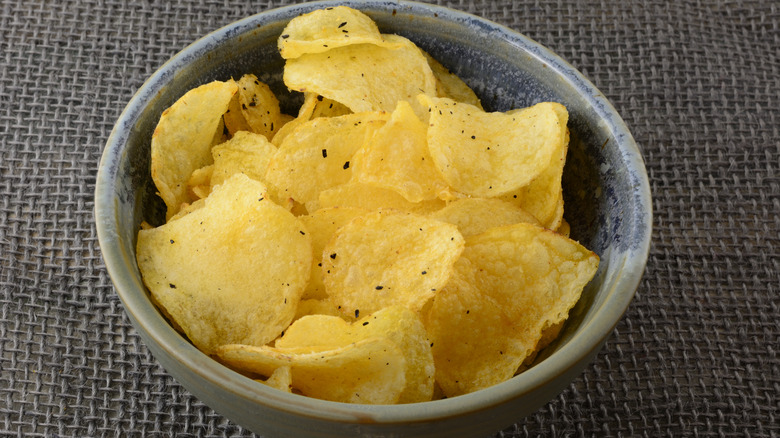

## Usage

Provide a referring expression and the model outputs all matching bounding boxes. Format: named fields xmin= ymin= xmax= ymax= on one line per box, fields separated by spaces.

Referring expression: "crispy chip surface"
xmin=429 ymin=197 xmax=540 ymax=237
xmin=151 ymin=80 xmax=237 ymax=219
xmin=423 ymin=98 xmax=564 ymax=197
xmin=298 ymin=207 xmax=367 ymax=300
xmin=276 ymin=305 xmax=435 ymax=403
xmin=424 ymin=222 xmax=599 ymax=396
xmin=317 ymin=182 xmax=446 ymax=213
xmin=278 ymin=6 xmax=384 ymax=59
xmin=352 ymin=101 xmax=453 ymax=202
xmin=136 ymin=174 xmax=312 ymax=354
xmin=265 ymin=112 xmax=388 ymax=206
xmin=216 ymin=338 xmax=406 ymax=404
xmin=322 ymin=209 xmax=464 ymax=317
xmin=422 ymin=51 xmax=482 ymax=109
xmin=283 ymin=35 xmax=437 ymax=113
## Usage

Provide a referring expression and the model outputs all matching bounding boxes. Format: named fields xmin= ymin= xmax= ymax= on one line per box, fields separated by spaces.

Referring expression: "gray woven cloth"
xmin=1 ymin=0 xmax=778 ymax=436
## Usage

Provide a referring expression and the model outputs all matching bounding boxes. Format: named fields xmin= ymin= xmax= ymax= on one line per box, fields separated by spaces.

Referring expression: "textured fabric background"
xmin=1 ymin=0 xmax=778 ymax=436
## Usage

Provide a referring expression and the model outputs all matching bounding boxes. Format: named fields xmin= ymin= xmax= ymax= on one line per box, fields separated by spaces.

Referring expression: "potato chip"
xmin=556 ymin=218 xmax=571 ymax=237
xmin=276 ymin=306 xmax=434 ymax=403
xmin=499 ymin=105 xmax=569 ymax=228
xmin=209 ymin=131 xmax=277 ymax=186
xmin=310 ymin=94 xmax=352 ymax=119
xmin=424 ymin=262 xmax=532 ymax=397
xmin=187 ymin=164 xmax=213 ymax=200
xmin=216 ymin=337 xmax=406 ymax=404
xmin=227 ymin=74 xmax=286 ymax=140
xmin=136 ymin=174 xmax=312 ymax=354
xmin=283 ymin=35 xmax=437 ymax=113
xmin=257 ymin=365 xmax=293 ymax=393
xmin=429 ymin=197 xmax=540 ymax=237
xmin=422 ymin=97 xmax=564 ymax=197
xmin=151 ymin=80 xmax=238 ymax=220
xmin=265 ymin=112 xmax=388 ymax=205
xmin=424 ymin=222 xmax=599 ymax=396
xmin=298 ymin=207 xmax=367 ymax=300
xmin=278 ymin=6 xmax=384 ymax=59
xmin=422 ymin=51 xmax=482 ymax=109
xmin=317 ymin=182 xmax=446 ymax=214
xmin=322 ymin=209 xmax=464 ymax=318
xmin=352 ymin=101 xmax=454 ymax=202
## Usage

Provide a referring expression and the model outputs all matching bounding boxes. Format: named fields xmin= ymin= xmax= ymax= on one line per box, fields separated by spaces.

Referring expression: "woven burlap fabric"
xmin=1 ymin=0 xmax=777 ymax=436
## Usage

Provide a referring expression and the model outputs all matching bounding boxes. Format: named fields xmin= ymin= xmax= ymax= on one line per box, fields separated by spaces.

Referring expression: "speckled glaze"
xmin=94 ymin=1 xmax=652 ymax=437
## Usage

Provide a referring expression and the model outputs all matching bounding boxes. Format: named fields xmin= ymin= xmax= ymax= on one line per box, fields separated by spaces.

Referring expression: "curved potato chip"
xmin=257 ymin=365 xmax=293 ymax=393
xmin=216 ymin=337 xmax=406 ymax=404
xmin=499 ymin=106 xmax=569 ymax=228
xmin=265 ymin=112 xmax=388 ymax=205
xmin=151 ymin=80 xmax=238 ymax=219
xmin=210 ymin=131 xmax=277 ymax=188
xmin=422 ymin=50 xmax=482 ymax=109
xmin=136 ymin=174 xmax=312 ymax=354
xmin=422 ymin=97 xmax=563 ymax=197
xmin=278 ymin=6 xmax=384 ymax=59
xmin=276 ymin=306 xmax=434 ymax=403
xmin=318 ymin=182 xmax=446 ymax=214
xmin=352 ymin=100 xmax=454 ymax=202
xmin=322 ymin=209 xmax=464 ymax=317
xmin=429 ymin=197 xmax=540 ymax=237
xmin=283 ymin=35 xmax=437 ymax=113
xmin=424 ymin=262 xmax=532 ymax=397
xmin=425 ymin=222 xmax=599 ymax=396
xmin=298 ymin=207 xmax=367 ymax=300
xmin=187 ymin=165 xmax=213 ymax=200
xmin=229 ymin=74 xmax=285 ymax=140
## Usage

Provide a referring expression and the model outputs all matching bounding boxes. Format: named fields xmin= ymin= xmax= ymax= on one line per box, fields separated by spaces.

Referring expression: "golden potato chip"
xmin=424 ymin=262 xmax=532 ymax=397
xmin=422 ymin=97 xmax=564 ymax=197
xmin=424 ymin=222 xmax=599 ymax=396
xmin=322 ymin=209 xmax=464 ymax=318
xmin=209 ymin=131 xmax=277 ymax=188
xmin=229 ymin=74 xmax=285 ymax=140
xmin=151 ymin=80 xmax=238 ymax=219
xmin=257 ymin=365 xmax=293 ymax=393
xmin=311 ymin=94 xmax=352 ymax=119
xmin=298 ymin=207 xmax=367 ymax=300
xmin=292 ymin=298 xmax=342 ymax=321
xmin=499 ymin=105 xmax=569 ymax=228
xmin=265 ymin=112 xmax=388 ymax=205
xmin=283 ymin=35 xmax=437 ymax=113
xmin=317 ymin=182 xmax=446 ymax=214
xmin=429 ymin=197 xmax=540 ymax=237
xmin=556 ymin=218 xmax=571 ymax=237
xmin=276 ymin=306 xmax=434 ymax=403
xmin=216 ymin=337 xmax=406 ymax=404
xmin=278 ymin=6 xmax=384 ymax=59
xmin=352 ymin=101 xmax=454 ymax=202
xmin=187 ymin=164 xmax=213 ymax=200
xmin=136 ymin=174 xmax=312 ymax=354
xmin=422 ymin=51 xmax=482 ymax=109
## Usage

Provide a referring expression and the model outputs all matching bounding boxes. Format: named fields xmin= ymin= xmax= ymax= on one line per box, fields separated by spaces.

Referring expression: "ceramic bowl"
xmin=95 ymin=1 xmax=652 ymax=436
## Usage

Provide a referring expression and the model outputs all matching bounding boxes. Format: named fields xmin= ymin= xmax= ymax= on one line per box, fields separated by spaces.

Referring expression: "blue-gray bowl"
xmin=95 ymin=1 xmax=652 ymax=436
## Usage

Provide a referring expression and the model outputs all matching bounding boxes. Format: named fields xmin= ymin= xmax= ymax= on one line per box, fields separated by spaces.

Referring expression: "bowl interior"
xmin=96 ymin=0 xmax=651 ymax=435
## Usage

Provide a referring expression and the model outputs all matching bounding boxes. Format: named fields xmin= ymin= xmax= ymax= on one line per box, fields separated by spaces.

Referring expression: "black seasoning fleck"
xmin=248 ymin=101 xmax=256 ymax=107
xmin=471 ymin=135 xmax=476 ymax=139
xmin=299 ymin=230 xmax=305 ymax=235
xmin=317 ymin=95 xmax=324 ymax=101
xmin=338 ymin=21 xmax=347 ymax=28
xmin=169 ymin=283 xmax=176 ymax=289
xmin=169 ymin=239 xmax=175 ymax=244
xmin=330 ymin=253 xmax=337 ymax=259
xmin=270 ymin=122 xmax=274 ymax=131
xmin=281 ymin=34 xmax=290 ymax=39
xmin=242 ymin=103 xmax=247 ymax=110
xmin=355 ymin=309 xmax=360 ymax=318
xmin=375 ymin=285 xmax=383 ymax=290
xmin=362 ymin=321 xmax=369 ymax=326
xmin=343 ymin=161 xmax=350 ymax=169
xmin=421 ymin=271 xmax=427 ymax=275
xmin=258 ymin=197 xmax=264 ymax=201
xmin=322 ymin=148 xmax=328 ymax=158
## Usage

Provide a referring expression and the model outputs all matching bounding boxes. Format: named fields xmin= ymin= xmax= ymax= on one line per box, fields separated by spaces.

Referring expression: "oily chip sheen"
xmin=136 ymin=174 xmax=311 ymax=355
xmin=138 ymin=5 xmax=601 ymax=405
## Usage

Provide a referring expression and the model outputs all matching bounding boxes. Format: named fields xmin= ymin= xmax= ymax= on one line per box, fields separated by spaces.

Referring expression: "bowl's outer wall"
xmin=95 ymin=1 xmax=651 ymax=437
